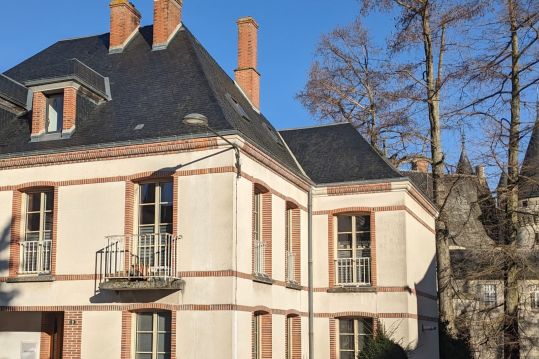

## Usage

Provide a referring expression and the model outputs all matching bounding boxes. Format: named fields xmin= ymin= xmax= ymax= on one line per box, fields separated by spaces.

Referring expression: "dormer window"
xmin=46 ymin=93 xmax=64 ymax=133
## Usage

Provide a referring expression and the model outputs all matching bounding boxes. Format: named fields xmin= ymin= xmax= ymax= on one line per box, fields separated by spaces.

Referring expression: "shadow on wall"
xmin=0 ymin=220 xmax=19 ymax=306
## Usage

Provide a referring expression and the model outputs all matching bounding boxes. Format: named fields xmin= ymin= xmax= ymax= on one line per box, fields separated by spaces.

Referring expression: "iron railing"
xmin=286 ymin=251 xmax=296 ymax=283
xmin=97 ymin=233 xmax=180 ymax=282
xmin=0 ymin=73 xmax=29 ymax=109
xmin=254 ymin=240 xmax=266 ymax=276
xmin=19 ymin=240 xmax=52 ymax=274
xmin=335 ymin=257 xmax=371 ymax=286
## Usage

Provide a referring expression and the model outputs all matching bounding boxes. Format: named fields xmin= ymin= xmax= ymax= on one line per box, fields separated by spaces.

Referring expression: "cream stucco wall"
xmin=0 ymin=312 xmax=42 ymax=359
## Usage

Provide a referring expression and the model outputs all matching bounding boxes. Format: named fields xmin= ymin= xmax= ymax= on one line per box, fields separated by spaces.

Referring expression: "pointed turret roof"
xmin=457 ymin=149 xmax=474 ymax=175
xmin=497 ymin=169 xmax=508 ymax=192
xmin=520 ymin=102 xmax=539 ymax=199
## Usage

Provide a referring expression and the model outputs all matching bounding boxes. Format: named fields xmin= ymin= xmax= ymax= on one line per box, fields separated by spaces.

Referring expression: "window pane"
xmin=356 ymin=233 xmax=370 ymax=246
xmin=160 ymin=182 xmax=173 ymax=203
xmin=27 ymin=213 xmax=41 ymax=232
xmin=157 ymin=354 xmax=171 ymax=359
xmin=338 ymin=234 xmax=352 ymax=250
xmin=45 ymin=191 xmax=53 ymax=211
xmin=339 ymin=335 xmax=355 ymax=350
xmin=140 ymin=206 xmax=156 ymax=225
xmin=159 ymin=224 xmax=173 ymax=235
xmin=356 ymin=215 xmax=370 ymax=231
xmin=339 ymin=352 xmax=355 ymax=359
xmin=338 ymin=250 xmax=353 ymax=259
xmin=44 ymin=212 xmax=53 ymax=231
xmin=25 ymin=232 xmax=39 ymax=242
xmin=359 ymin=318 xmax=373 ymax=335
xmin=158 ymin=312 xmax=171 ymax=332
xmin=339 ymin=319 xmax=354 ymax=333
xmin=157 ymin=333 xmax=171 ymax=352
xmin=136 ymin=333 xmax=153 ymax=352
xmin=160 ymin=205 xmax=173 ymax=224
xmin=136 ymin=354 xmax=152 ymax=359
xmin=359 ymin=335 xmax=371 ymax=351
xmin=337 ymin=216 xmax=352 ymax=232
xmin=140 ymin=183 xmax=156 ymax=204
xmin=27 ymin=193 xmax=41 ymax=212
xmin=137 ymin=313 xmax=153 ymax=331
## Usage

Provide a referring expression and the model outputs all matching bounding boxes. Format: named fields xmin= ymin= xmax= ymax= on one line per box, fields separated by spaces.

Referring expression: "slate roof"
xmin=0 ymin=25 xmax=302 ymax=176
xmin=520 ymin=109 xmax=539 ymax=199
xmin=279 ymin=123 xmax=402 ymax=184
xmin=456 ymin=149 xmax=474 ymax=175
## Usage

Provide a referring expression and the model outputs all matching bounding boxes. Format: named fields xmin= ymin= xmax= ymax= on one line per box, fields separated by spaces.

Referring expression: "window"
xmin=253 ymin=189 xmax=265 ymax=275
xmin=338 ymin=318 xmax=373 ymax=359
xmin=21 ymin=190 xmax=54 ymax=274
xmin=286 ymin=316 xmax=293 ymax=359
xmin=531 ymin=285 xmax=539 ymax=309
xmin=137 ymin=181 xmax=173 ymax=270
xmin=135 ymin=312 xmax=171 ymax=359
xmin=45 ymin=93 xmax=64 ymax=133
xmin=335 ymin=215 xmax=371 ymax=286
xmin=253 ymin=314 xmax=261 ymax=359
xmin=285 ymin=207 xmax=295 ymax=283
xmin=482 ymin=284 xmax=497 ymax=306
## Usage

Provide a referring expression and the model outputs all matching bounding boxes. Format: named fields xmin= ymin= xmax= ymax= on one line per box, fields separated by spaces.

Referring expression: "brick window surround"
xmin=252 ymin=184 xmax=272 ymax=278
xmin=328 ymin=210 xmax=377 ymax=288
xmin=285 ymin=203 xmax=301 ymax=285
xmin=285 ymin=315 xmax=301 ymax=359
xmin=252 ymin=311 xmax=272 ymax=359
xmin=121 ymin=310 xmax=177 ymax=359
xmin=329 ymin=317 xmax=379 ymax=359
xmin=31 ymin=88 xmax=78 ymax=137
xmin=9 ymin=186 xmax=59 ymax=278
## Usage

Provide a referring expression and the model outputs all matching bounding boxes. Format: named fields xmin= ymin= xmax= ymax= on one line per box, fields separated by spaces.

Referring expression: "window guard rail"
xmin=254 ymin=239 xmax=266 ymax=276
xmin=335 ymin=257 xmax=371 ymax=286
xmin=19 ymin=240 xmax=52 ymax=275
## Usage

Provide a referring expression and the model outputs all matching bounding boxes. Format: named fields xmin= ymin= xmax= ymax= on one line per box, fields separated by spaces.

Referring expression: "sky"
xmin=0 ymin=0 xmax=371 ymax=131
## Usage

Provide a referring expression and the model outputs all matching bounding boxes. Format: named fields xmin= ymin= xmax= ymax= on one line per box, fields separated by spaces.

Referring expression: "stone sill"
xmin=99 ymin=278 xmax=185 ymax=291
xmin=252 ymin=274 xmax=273 ymax=285
xmin=327 ymin=286 xmax=375 ymax=293
xmin=285 ymin=282 xmax=302 ymax=291
xmin=7 ymin=275 xmax=55 ymax=283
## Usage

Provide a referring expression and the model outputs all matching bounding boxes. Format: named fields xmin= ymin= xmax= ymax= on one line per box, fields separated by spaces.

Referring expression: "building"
xmin=0 ymin=1 xmax=439 ymax=358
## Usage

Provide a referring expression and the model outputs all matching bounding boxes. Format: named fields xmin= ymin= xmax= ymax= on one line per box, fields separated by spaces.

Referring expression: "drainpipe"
xmin=308 ymin=188 xmax=314 ymax=359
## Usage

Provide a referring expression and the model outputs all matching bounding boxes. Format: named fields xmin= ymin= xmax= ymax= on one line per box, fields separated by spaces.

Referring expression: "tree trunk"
xmin=504 ymin=0 xmax=521 ymax=357
xmin=421 ymin=4 xmax=458 ymax=336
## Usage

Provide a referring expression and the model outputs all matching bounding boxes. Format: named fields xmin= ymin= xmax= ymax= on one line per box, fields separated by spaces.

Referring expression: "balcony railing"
xmin=254 ymin=240 xmax=266 ymax=276
xmin=20 ymin=240 xmax=52 ymax=275
xmin=96 ymin=233 xmax=183 ymax=291
xmin=286 ymin=251 xmax=296 ymax=283
xmin=335 ymin=257 xmax=371 ymax=286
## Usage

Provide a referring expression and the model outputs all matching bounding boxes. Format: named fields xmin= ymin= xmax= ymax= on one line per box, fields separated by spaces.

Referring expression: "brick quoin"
xmin=62 ymin=311 xmax=82 ymax=359
xmin=153 ymin=0 xmax=182 ymax=48
xmin=62 ymin=87 xmax=78 ymax=131
xmin=235 ymin=17 xmax=260 ymax=109
xmin=121 ymin=311 xmax=132 ymax=359
xmin=329 ymin=318 xmax=337 ymax=359
xmin=31 ymin=92 xmax=46 ymax=136
xmin=109 ymin=0 xmax=141 ymax=50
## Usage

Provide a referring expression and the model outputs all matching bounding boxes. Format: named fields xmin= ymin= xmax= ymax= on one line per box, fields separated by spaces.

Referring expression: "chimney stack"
xmin=476 ymin=165 xmax=487 ymax=186
xmin=235 ymin=17 xmax=260 ymax=109
xmin=411 ymin=158 xmax=430 ymax=173
xmin=153 ymin=0 xmax=183 ymax=50
xmin=109 ymin=0 xmax=141 ymax=52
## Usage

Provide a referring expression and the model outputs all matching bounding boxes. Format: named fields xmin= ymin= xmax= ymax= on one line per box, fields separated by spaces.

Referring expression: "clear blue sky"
xmin=0 ymin=0 xmax=369 ymax=130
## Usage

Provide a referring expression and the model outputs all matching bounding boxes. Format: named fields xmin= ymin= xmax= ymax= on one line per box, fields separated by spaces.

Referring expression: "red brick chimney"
xmin=109 ymin=0 xmax=141 ymax=52
xmin=411 ymin=158 xmax=430 ymax=173
xmin=235 ymin=17 xmax=260 ymax=109
xmin=153 ymin=0 xmax=183 ymax=50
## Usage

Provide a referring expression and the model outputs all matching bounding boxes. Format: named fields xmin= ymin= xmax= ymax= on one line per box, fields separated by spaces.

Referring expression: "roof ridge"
xmin=279 ymin=122 xmax=350 ymax=132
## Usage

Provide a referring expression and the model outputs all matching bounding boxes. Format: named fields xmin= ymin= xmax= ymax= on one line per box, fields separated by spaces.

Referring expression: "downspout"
xmin=308 ymin=188 xmax=314 ymax=359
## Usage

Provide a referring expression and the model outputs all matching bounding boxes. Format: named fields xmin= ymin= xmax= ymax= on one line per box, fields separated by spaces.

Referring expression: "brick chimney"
xmin=153 ymin=0 xmax=183 ymax=50
xmin=476 ymin=165 xmax=487 ymax=186
xmin=109 ymin=0 xmax=141 ymax=52
xmin=235 ymin=17 xmax=260 ymax=109
xmin=411 ymin=158 xmax=430 ymax=173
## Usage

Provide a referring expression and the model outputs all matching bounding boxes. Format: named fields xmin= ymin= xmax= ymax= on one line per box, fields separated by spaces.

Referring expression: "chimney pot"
xmin=153 ymin=0 xmax=183 ymax=50
xmin=412 ymin=158 xmax=430 ymax=173
xmin=109 ymin=0 xmax=141 ymax=52
xmin=235 ymin=17 xmax=261 ymax=109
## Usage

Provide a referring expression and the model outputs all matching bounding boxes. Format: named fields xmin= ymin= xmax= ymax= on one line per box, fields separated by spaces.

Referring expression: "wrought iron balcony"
xmin=335 ymin=257 xmax=371 ymax=286
xmin=96 ymin=233 xmax=184 ymax=291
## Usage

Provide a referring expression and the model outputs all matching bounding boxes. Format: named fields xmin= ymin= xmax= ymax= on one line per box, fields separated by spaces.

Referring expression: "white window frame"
xmin=482 ymin=284 xmax=497 ymax=306
xmin=21 ymin=190 xmax=53 ymax=274
xmin=337 ymin=318 xmax=374 ymax=359
xmin=335 ymin=215 xmax=372 ymax=286
xmin=531 ymin=285 xmax=539 ymax=310
xmin=134 ymin=312 xmax=171 ymax=359
xmin=137 ymin=181 xmax=173 ymax=236
xmin=286 ymin=316 xmax=293 ymax=359
xmin=253 ymin=314 xmax=261 ymax=359
xmin=45 ymin=93 xmax=64 ymax=134
xmin=253 ymin=190 xmax=265 ymax=275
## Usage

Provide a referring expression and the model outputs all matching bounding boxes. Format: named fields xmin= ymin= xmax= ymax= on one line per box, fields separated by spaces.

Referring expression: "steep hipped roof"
xmin=520 ymin=106 xmax=539 ymax=199
xmin=456 ymin=148 xmax=474 ymax=175
xmin=0 ymin=25 xmax=302 ymax=176
xmin=280 ymin=123 xmax=402 ymax=184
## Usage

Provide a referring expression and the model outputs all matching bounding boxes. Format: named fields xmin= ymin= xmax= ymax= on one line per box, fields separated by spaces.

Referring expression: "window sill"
xmin=7 ymin=275 xmax=55 ymax=283
xmin=327 ymin=286 xmax=375 ymax=293
xmin=285 ymin=281 xmax=302 ymax=291
xmin=252 ymin=274 xmax=273 ymax=285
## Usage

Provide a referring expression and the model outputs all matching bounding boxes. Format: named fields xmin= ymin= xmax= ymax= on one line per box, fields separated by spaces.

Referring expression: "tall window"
xmin=338 ymin=318 xmax=373 ymax=359
xmin=137 ymin=181 xmax=173 ymax=270
xmin=336 ymin=215 xmax=371 ymax=285
xmin=21 ymin=190 xmax=54 ymax=274
xmin=531 ymin=285 xmax=539 ymax=309
xmin=253 ymin=189 xmax=265 ymax=275
xmin=482 ymin=284 xmax=497 ymax=306
xmin=46 ymin=93 xmax=64 ymax=133
xmin=286 ymin=316 xmax=293 ymax=359
xmin=135 ymin=312 xmax=171 ymax=359
xmin=253 ymin=314 xmax=261 ymax=359
xmin=285 ymin=207 xmax=294 ymax=283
